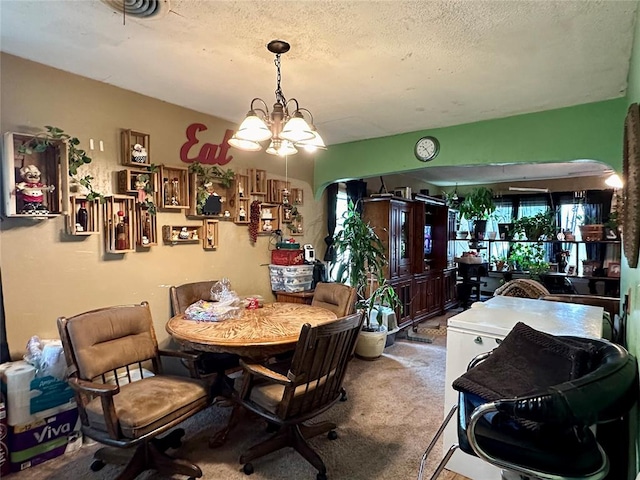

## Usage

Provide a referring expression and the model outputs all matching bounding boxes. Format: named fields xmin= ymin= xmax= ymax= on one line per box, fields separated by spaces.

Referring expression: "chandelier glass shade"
xmin=228 ymin=40 xmax=326 ymax=156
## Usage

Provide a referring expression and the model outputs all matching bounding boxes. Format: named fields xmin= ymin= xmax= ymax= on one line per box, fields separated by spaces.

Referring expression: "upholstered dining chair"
xmin=57 ymin=301 xmax=211 ymax=480
xmin=234 ymin=312 xmax=364 ymax=480
xmin=418 ymin=322 xmax=638 ymax=480
xmin=493 ymin=278 xmax=550 ymax=298
xmin=310 ymin=282 xmax=357 ymax=316
xmin=170 ymin=280 xmax=240 ymax=393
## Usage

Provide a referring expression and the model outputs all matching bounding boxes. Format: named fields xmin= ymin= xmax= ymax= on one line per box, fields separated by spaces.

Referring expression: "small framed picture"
xmin=567 ymin=266 xmax=576 ymax=276
xmin=608 ymin=262 xmax=621 ymax=278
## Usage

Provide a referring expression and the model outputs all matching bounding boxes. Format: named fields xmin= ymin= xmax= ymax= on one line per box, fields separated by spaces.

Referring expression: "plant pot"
xmin=472 ymin=219 xmax=487 ymax=240
xmin=524 ymin=226 xmax=544 ymax=241
xmin=355 ymin=326 xmax=387 ymax=360
xmin=579 ymin=224 xmax=604 ymax=242
xmin=498 ymin=223 xmax=513 ymax=240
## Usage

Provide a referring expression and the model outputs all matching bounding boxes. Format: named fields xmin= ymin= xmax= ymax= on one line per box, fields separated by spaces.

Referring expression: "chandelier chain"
xmin=274 ymin=54 xmax=286 ymax=106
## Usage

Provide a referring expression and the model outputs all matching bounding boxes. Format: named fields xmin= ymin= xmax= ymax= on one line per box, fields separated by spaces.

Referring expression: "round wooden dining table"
xmin=166 ymin=302 xmax=338 ymax=359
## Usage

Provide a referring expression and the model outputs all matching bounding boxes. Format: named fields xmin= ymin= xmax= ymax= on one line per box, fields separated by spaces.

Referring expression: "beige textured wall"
xmin=0 ymin=54 xmax=326 ymax=359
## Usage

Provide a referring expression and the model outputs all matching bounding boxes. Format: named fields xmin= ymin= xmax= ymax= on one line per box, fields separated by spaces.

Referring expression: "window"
xmin=329 ymin=184 xmax=349 ymax=281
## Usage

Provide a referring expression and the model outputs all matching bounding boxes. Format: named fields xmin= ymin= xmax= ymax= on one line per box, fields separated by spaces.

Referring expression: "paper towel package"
xmin=0 ymin=399 xmax=9 ymax=477
xmin=9 ymin=402 xmax=80 ymax=473
xmin=0 ymin=361 xmax=75 ymax=426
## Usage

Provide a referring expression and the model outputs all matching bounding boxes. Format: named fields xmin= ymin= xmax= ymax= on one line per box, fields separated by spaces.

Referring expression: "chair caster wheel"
xmin=243 ymin=463 xmax=254 ymax=475
xmin=327 ymin=430 xmax=338 ymax=440
xmin=90 ymin=460 xmax=105 ymax=471
xmin=317 ymin=472 xmax=327 ymax=480
xmin=266 ymin=422 xmax=279 ymax=433
xmin=340 ymin=388 xmax=348 ymax=402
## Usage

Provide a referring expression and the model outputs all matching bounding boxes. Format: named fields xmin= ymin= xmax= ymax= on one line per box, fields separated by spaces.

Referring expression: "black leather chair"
xmin=418 ymin=322 xmax=638 ymax=480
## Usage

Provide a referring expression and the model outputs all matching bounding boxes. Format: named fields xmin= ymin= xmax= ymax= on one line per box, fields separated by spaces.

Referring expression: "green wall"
xmin=314 ymin=99 xmax=627 ymax=196
xmin=623 ymin=4 xmax=640 ymax=478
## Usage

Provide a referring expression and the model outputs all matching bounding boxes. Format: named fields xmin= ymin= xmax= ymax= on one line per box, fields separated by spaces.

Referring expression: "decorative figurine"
xmin=141 ymin=236 xmax=150 ymax=246
xmin=202 ymin=182 xmax=223 ymax=215
xmin=178 ymin=227 xmax=190 ymax=239
xmin=135 ymin=175 xmax=149 ymax=203
xmin=131 ymin=143 xmax=148 ymax=164
xmin=261 ymin=208 xmax=273 ymax=220
xmin=239 ymin=206 xmax=246 ymax=221
xmin=224 ymin=210 xmax=231 ymax=218
xmin=238 ymin=182 xmax=244 ymax=197
xmin=16 ymin=165 xmax=55 ymax=214
xmin=192 ymin=231 xmax=199 ymax=240
xmin=263 ymin=219 xmax=273 ymax=232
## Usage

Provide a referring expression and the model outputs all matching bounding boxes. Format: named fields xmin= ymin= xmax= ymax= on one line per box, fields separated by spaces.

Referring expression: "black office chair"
xmin=418 ymin=322 xmax=638 ymax=480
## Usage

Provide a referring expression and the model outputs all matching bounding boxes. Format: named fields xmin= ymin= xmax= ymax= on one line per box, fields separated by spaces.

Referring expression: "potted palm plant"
xmin=458 ymin=187 xmax=496 ymax=240
xmin=332 ymin=200 xmax=401 ymax=359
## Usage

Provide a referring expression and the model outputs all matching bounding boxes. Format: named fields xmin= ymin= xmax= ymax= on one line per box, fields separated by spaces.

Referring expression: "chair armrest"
xmin=69 ymin=377 xmax=119 ymax=397
xmin=159 ymin=348 xmax=200 ymax=360
xmin=240 ymin=359 xmax=291 ymax=385
xmin=159 ymin=348 xmax=201 ymax=378
xmin=69 ymin=377 xmax=121 ymax=439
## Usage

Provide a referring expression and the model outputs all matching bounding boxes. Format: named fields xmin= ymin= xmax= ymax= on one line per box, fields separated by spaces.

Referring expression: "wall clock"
xmin=414 ymin=136 xmax=439 ymax=162
xmin=623 ymin=103 xmax=640 ymax=268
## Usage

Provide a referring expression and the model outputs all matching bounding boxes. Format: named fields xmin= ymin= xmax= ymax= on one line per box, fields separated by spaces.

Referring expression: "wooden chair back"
xmin=58 ymin=301 xmax=161 ymax=385
xmin=170 ymin=280 xmax=218 ymax=315
xmin=494 ymin=278 xmax=550 ymax=299
xmin=311 ymin=282 xmax=357 ymax=316
xmin=277 ymin=312 xmax=364 ymax=420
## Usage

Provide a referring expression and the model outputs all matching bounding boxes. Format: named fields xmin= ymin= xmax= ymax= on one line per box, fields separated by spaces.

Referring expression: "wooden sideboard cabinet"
xmin=363 ymin=198 xmax=414 ymax=279
xmin=363 ymin=195 xmax=456 ymax=329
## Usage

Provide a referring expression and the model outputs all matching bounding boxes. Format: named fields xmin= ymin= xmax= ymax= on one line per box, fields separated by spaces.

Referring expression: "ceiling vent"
xmin=101 ymin=0 xmax=169 ymax=19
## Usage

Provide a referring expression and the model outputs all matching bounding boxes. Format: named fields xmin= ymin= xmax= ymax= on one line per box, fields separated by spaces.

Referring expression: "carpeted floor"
xmin=8 ymin=334 xmax=450 ymax=480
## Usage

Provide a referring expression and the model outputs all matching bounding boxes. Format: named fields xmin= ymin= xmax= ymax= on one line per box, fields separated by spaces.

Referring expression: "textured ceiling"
xmin=0 ymin=0 xmax=637 ymax=151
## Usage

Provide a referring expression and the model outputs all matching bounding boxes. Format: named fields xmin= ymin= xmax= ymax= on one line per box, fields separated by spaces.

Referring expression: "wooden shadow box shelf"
xmin=163 ymin=225 xmax=202 ymax=244
xmin=103 ymin=195 xmax=136 ymax=254
xmin=2 ymin=132 xmax=68 ymax=219
xmin=67 ymin=195 xmax=100 ymax=236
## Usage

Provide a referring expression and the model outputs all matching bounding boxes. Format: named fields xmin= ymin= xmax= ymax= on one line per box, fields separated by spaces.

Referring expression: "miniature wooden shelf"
xmin=67 ymin=196 xmax=100 ymax=235
xmin=259 ymin=202 xmax=280 ymax=235
xmin=121 ymin=129 xmax=150 ymax=167
xmin=162 ymin=225 xmax=202 ymax=244
xmin=136 ymin=205 xmax=157 ymax=247
xmin=159 ymin=165 xmax=189 ymax=210
xmin=117 ymin=168 xmax=159 ymax=208
xmin=286 ymin=213 xmax=304 ymax=236
xmin=229 ymin=173 xmax=249 ymax=224
xmin=103 ymin=195 xmax=136 ymax=253
xmin=2 ymin=132 xmax=68 ymax=218
xmin=291 ymin=188 xmax=304 ymax=206
xmin=235 ymin=173 xmax=249 ymax=202
xmin=203 ymin=219 xmax=219 ymax=250
xmin=249 ymin=168 xmax=267 ymax=195
xmin=267 ymin=179 xmax=291 ymax=204
xmin=187 ymin=172 xmax=231 ymax=218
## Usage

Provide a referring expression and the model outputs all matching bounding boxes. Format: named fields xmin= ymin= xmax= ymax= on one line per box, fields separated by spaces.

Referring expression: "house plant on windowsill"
xmin=332 ymin=200 xmax=401 ymax=360
xmin=511 ymin=210 xmax=556 ymax=241
xmin=458 ymin=187 xmax=496 ymax=240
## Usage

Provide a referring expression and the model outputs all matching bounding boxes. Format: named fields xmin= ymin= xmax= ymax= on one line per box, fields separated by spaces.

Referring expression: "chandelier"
xmin=228 ymin=40 xmax=326 ymax=156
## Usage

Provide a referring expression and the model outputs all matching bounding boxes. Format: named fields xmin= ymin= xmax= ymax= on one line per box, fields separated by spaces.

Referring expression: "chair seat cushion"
xmin=86 ymin=375 xmax=208 ymax=439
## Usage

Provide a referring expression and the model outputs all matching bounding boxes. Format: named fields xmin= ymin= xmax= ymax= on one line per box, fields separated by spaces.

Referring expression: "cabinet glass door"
xmin=400 ymin=210 xmax=409 ymax=259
